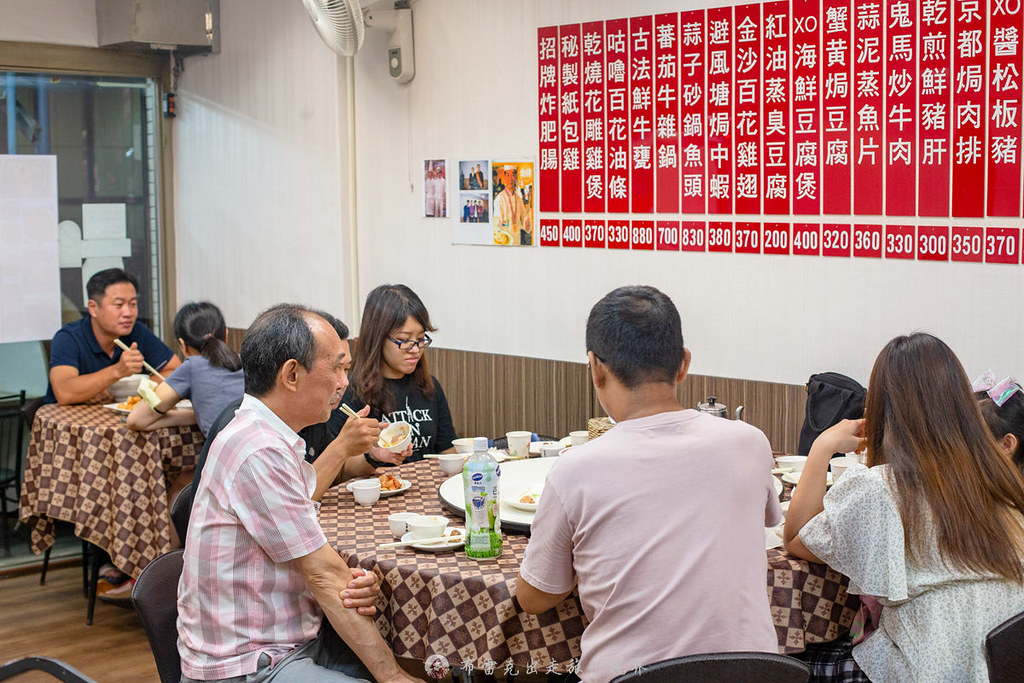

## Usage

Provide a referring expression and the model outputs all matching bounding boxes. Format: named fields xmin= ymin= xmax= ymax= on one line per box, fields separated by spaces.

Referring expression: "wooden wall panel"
xmin=226 ymin=328 xmax=807 ymax=453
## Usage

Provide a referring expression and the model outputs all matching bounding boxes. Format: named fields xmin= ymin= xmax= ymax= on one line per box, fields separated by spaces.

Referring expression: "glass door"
xmin=0 ymin=72 xmax=164 ymax=334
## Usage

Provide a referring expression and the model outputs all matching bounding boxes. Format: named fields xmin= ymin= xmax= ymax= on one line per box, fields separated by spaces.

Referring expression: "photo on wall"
xmin=423 ymin=159 xmax=447 ymax=218
xmin=492 ymin=160 xmax=534 ymax=246
xmin=459 ymin=160 xmax=488 ymax=191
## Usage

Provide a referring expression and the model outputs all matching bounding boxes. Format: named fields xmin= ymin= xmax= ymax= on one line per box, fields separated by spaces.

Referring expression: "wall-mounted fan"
xmin=301 ymin=0 xmax=415 ymax=83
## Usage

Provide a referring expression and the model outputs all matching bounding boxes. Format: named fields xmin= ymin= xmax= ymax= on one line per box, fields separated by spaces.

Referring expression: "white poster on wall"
xmin=0 ymin=155 xmax=60 ymax=343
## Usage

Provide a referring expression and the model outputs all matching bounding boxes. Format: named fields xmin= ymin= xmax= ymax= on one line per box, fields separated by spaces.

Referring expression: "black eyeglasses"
xmin=387 ymin=334 xmax=433 ymax=351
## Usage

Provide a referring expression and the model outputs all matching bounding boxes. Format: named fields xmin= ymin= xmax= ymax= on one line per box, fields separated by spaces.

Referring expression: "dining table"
xmin=19 ymin=402 xmax=204 ymax=579
xmin=317 ymin=458 xmax=861 ymax=675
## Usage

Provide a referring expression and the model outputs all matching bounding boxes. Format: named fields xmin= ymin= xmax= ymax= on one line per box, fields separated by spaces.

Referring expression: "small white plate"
xmin=773 ymin=477 xmax=783 ymax=498
xmin=346 ymin=478 xmax=412 ymax=498
xmin=505 ymin=491 xmax=541 ymax=512
xmin=400 ymin=528 xmax=465 ymax=552
xmin=782 ymin=471 xmax=833 ymax=487
xmin=765 ymin=526 xmax=784 ymax=550
xmin=558 ymin=436 xmax=572 ymax=448
xmin=104 ymin=399 xmax=193 ymax=414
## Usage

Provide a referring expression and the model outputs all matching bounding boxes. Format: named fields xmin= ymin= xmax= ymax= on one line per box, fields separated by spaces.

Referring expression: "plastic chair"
xmin=986 ymin=609 xmax=1024 ymax=683
xmin=0 ymin=656 xmax=96 ymax=682
xmin=608 ymin=652 xmax=810 ymax=683
xmin=132 ymin=548 xmax=184 ymax=683
xmin=170 ymin=482 xmax=193 ymax=544
xmin=0 ymin=391 xmax=26 ymax=555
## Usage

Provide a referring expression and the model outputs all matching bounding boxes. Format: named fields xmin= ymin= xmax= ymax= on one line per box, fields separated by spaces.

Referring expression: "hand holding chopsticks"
xmin=114 ymin=338 xmax=166 ymax=381
xmin=340 ymin=403 xmax=362 ymax=420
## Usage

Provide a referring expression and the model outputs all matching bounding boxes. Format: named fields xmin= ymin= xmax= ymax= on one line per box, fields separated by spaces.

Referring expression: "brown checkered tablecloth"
xmin=19 ymin=402 xmax=203 ymax=578
xmin=319 ymin=460 xmax=860 ymax=672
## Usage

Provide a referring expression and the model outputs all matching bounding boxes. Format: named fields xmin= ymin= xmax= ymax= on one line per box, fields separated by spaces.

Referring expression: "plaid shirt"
xmin=177 ymin=394 xmax=328 ymax=680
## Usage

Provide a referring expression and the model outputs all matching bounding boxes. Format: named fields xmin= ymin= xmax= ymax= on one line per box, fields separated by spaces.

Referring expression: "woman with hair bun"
xmin=127 ymin=301 xmax=244 ymax=437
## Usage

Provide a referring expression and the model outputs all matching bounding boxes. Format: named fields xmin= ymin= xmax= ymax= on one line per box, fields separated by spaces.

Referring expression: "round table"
xmin=318 ymin=459 xmax=860 ymax=675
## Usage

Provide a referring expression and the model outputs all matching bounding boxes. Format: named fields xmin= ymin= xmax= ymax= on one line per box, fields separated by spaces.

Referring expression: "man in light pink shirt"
xmin=517 ymin=286 xmax=781 ymax=683
xmin=178 ymin=306 xmax=417 ymax=683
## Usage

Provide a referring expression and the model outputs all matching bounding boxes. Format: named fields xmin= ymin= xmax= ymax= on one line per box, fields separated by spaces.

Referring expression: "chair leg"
xmin=40 ymin=546 xmax=50 ymax=585
xmin=86 ymin=545 xmax=100 ymax=626
xmin=0 ymin=493 xmax=9 ymax=557
xmin=81 ymin=540 xmax=89 ymax=596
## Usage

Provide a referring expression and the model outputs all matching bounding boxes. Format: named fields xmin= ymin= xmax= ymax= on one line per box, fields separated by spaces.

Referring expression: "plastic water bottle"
xmin=463 ymin=436 xmax=502 ymax=559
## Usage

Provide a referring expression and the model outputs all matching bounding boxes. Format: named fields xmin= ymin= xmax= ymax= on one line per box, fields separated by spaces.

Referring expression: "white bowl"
xmin=407 ymin=515 xmax=448 ymax=540
xmin=452 ymin=438 xmax=475 ymax=454
xmin=388 ymin=512 xmax=420 ymax=539
xmin=350 ymin=479 xmax=381 ymax=506
xmin=569 ymin=430 xmax=589 ymax=446
xmin=776 ymin=455 xmax=808 ymax=472
xmin=437 ymin=453 xmax=466 ymax=475
xmin=378 ymin=421 xmax=412 ymax=453
xmin=108 ymin=374 xmax=148 ymax=401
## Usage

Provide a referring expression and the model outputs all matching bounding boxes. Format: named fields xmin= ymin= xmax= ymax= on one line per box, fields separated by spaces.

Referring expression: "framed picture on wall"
xmin=423 ymin=159 xmax=447 ymax=218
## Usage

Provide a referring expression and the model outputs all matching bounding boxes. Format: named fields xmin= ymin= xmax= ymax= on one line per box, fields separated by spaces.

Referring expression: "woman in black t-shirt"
xmin=340 ymin=284 xmax=458 ymax=464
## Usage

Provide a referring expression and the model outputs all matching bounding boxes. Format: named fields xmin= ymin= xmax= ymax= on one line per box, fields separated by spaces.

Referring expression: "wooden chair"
xmin=986 ymin=609 xmax=1024 ymax=683
xmin=609 ymin=652 xmax=810 ymax=683
xmin=132 ymin=548 xmax=184 ymax=683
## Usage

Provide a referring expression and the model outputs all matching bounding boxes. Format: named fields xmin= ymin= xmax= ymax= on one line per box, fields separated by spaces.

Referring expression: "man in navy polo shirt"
xmin=45 ymin=268 xmax=181 ymax=404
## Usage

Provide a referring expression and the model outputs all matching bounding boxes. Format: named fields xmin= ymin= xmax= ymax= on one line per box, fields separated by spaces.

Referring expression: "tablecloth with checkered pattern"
xmin=318 ymin=460 xmax=859 ymax=673
xmin=19 ymin=403 xmax=202 ymax=578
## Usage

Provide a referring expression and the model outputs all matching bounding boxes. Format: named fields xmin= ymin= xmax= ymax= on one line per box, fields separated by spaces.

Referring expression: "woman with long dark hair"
xmin=127 ymin=301 xmax=244 ymax=437
xmin=339 ymin=284 xmax=457 ymax=465
xmin=785 ymin=333 xmax=1024 ymax=682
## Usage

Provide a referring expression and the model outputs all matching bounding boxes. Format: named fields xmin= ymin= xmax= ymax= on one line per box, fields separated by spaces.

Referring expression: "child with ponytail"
xmin=127 ymin=302 xmax=244 ymax=436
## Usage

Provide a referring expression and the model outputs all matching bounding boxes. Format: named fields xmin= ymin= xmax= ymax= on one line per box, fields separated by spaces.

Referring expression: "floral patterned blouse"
xmin=800 ymin=462 xmax=1024 ymax=682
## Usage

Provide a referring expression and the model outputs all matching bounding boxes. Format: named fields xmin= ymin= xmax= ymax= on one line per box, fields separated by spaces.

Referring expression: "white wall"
xmin=352 ymin=0 xmax=1024 ymax=387
xmin=0 ymin=0 xmax=97 ymax=46
xmin=173 ymin=0 xmax=355 ymax=330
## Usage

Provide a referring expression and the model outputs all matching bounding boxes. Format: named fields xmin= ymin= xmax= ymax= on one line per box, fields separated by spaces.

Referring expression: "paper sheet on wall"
xmin=0 ymin=155 xmax=60 ymax=343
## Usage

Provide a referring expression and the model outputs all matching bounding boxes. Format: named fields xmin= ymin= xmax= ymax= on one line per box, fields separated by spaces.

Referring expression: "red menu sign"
xmin=630 ymin=16 xmax=655 ymax=213
xmin=538 ymin=27 xmax=559 ymax=212
xmin=734 ymin=3 xmax=762 ymax=215
xmin=706 ymin=7 xmax=733 ymax=214
xmin=952 ymin=0 xmax=986 ymax=217
xmin=885 ymin=0 xmax=916 ymax=216
xmin=792 ymin=0 xmax=821 ymax=215
xmin=763 ymin=1 xmax=791 ymax=215
xmin=852 ymin=0 xmax=883 ymax=215
xmin=605 ymin=19 xmax=630 ymax=214
xmin=679 ymin=10 xmax=706 ymax=213
xmin=986 ymin=1 xmax=1023 ymax=217
xmin=559 ymin=24 xmax=582 ymax=213
xmin=654 ymin=13 xmax=680 ymax=213
xmin=822 ymin=0 xmax=852 ymax=214
xmin=582 ymin=21 xmax=606 ymax=214
xmin=917 ymin=0 xmax=950 ymax=217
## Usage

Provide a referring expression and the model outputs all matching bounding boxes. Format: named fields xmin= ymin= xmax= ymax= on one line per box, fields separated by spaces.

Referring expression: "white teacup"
xmin=569 ymin=430 xmax=589 ymax=447
xmin=452 ymin=438 xmax=475 ymax=454
xmin=830 ymin=456 xmax=857 ymax=482
xmin=506 ymin=431 xmax=531 ymax=459
xmin=350 ymin=479 xmax=381 ymax=506
xmin=407 ymin=515 xmax=448 ymax=540
xmin=388 ymin=512 xmax=420 ymax=539
xmin=541 ymin=443 xmax=562 ymax=458
xmin=437 ymin=453 xmax=466 ymax=476
xmin=776 ymin=455 xmax=807 ymax=472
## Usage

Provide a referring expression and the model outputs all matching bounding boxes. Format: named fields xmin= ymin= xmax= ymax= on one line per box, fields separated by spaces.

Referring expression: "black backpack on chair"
xmin=797 ymin=372 xmax=866 ymax=455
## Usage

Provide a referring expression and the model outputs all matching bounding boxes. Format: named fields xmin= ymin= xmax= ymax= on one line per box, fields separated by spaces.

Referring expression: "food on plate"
xmin=379 ymin=473 xmax=403 ymax=491
xmin=442 ymin=527 xmax=463 ymax=540
xmin=519 ymin=493 xmax=541 ymax=505
xmin=117 ymin=395 xmax=143 ymax=411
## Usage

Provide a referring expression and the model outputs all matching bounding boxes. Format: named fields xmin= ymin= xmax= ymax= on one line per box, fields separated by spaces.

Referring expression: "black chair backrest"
xmin=170 ymin=482 xmax=194 ymax=544
xmin=0 ymin=391 xmax=27 ymax=491
xmin=132 ymin=549 xmax=184 ymax=683
xmin=609 ymin=652 xmax=810 ymax=683
xmin=986 ymin=609 xmax=1024 ymax=683
xmin=0 ymin=656 xmax=96 ymax=682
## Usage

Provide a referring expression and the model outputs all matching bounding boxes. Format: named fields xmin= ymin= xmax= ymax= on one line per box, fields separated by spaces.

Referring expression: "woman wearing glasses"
xmin=340 ymin=284 xmax=457 ymax=465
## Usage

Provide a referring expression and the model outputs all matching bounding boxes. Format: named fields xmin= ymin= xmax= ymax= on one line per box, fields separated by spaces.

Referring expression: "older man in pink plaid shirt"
xmin=178 ymin=306 xmax=417 ymax=683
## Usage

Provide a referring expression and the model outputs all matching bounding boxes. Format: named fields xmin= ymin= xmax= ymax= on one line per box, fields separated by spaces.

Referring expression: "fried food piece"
xmin=118 ymin=395 xmax=143 ymax=411
xmin=378 ymin=473 xmax=403 ymax=491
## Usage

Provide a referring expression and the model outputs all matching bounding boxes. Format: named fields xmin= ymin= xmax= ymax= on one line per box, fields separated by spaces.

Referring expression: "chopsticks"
xmin=113 ymin=338 xmax=166 ymax=381
xmin=340 ymin=403 xmax=361 ymax=420
xmin=378 ymin=534 xmax=462 ymax=549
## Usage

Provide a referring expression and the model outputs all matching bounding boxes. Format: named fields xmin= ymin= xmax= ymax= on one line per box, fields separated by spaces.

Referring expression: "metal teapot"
xmin=697 ymin=396 xmax=744 ymax=421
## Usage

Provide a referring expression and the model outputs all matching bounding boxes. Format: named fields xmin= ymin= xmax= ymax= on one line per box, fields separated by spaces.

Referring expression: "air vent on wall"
xmin=96 ymin=0 xmax=220 ymax=54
